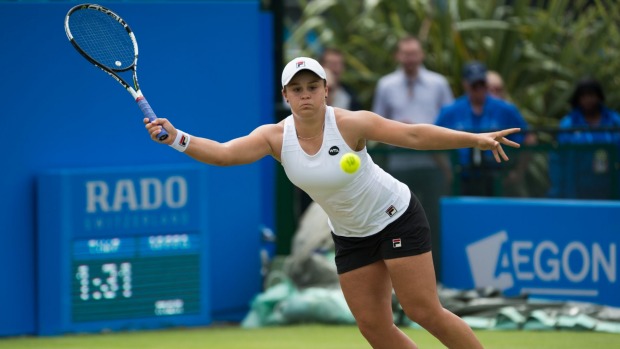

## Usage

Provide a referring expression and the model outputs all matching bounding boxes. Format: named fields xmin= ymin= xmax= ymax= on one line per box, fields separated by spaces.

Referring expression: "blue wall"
xmin=0 ymin=1 xmax=273 ymax=336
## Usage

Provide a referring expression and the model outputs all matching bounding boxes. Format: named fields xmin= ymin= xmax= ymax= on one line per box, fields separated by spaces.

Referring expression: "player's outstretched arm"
xmin=144 ymin=118 xmax=277 ymax=166
xmin=350 ymin=111 xmax=521 ymax=163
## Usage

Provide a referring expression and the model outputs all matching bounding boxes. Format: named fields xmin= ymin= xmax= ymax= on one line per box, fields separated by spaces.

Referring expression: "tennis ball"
xmin=340 ymin=152 xmax=361 ymax=174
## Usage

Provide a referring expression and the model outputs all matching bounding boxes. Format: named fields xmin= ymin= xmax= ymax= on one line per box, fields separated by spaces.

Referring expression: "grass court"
xmin=2 ymin=325 xmax=619 ymax=349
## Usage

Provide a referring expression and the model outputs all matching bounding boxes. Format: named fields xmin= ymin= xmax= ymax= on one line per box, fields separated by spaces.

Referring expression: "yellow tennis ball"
xmin=340 ymin=152 xmax=361 ymax=174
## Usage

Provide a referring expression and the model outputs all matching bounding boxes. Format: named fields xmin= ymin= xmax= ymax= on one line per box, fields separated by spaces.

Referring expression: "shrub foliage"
xmin=286 ymin=0 xmax=620 ymax=126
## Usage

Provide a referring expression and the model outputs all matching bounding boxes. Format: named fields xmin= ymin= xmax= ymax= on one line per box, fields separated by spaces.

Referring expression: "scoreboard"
xmin=71 ymin=234 xmax=201 ymax=322
xmin=37 ymin=165 xmax=210 ymax=335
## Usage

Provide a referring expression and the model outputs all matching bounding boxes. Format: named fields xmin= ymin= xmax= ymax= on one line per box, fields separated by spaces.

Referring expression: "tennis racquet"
xmin=64 ymin=3 xmax=168 ymax=141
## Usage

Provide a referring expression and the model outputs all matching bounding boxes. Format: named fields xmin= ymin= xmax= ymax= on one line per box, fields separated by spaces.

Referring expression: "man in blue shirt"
xmin=436 ymin=61 xmax=528 ymax=196
xmin=548 ymin=78 xmax=620 ymax=199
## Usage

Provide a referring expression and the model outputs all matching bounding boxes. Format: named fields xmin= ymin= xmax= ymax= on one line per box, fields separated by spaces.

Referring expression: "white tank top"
xmin=281 ymin=106 xmax=411 ymax=237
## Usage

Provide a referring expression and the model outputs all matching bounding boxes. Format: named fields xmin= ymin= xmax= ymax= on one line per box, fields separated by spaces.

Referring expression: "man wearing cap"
xmin=145 ymin=56 xmax=522 ymax=349
xmin=435 ymin=61 xmax=528 ymax=196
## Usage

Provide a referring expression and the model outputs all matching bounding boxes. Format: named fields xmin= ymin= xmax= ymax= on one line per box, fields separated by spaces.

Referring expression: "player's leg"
xmin=385 ymin=252 xmax=483 ymax=349
xmin=378 ymin=192 xmax=483 ymax=348
xmin=339 ymin=260 xmax=418 ymax=349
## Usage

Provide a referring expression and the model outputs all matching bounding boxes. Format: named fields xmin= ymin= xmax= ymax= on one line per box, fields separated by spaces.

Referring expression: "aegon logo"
xmin=466 ymin=231 xmax=616 ymax=294
xmin=86 ymin=176 xmax=188 ymax=213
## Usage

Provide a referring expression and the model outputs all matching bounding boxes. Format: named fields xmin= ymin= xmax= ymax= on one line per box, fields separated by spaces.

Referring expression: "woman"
xmin=548 ymin=77 xmax=620 ymax=199
xmin=146 ymin=57 xmax=520 ymax=349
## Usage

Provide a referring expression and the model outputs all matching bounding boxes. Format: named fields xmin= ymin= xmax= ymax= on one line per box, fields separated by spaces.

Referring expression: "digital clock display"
xmin=71 ymin=235 xmax=201 ymax=322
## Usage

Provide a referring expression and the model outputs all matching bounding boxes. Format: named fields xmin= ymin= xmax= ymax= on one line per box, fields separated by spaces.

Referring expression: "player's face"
xmin=283 ymin=71 xmax=327 ymax=115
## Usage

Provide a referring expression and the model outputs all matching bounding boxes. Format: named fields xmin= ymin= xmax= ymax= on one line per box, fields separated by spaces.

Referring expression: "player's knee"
xmin=404 ymin=305 xmax=443 ymax=329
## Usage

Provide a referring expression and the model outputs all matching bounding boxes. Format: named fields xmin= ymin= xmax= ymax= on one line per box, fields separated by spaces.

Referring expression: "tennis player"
xmin=146 ymin=57 xmax=520 ymax=349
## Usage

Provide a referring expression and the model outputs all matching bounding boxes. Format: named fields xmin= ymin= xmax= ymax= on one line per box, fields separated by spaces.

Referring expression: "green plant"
xmin=286 ymin=0 xmax=620 ymax=127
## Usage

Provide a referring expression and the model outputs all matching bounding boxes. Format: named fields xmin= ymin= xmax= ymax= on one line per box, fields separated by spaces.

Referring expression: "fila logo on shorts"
xmin=392 ymin=238 xmax=402 ymax=248
xmin=385 ymin=205 xmax=397 ymax=217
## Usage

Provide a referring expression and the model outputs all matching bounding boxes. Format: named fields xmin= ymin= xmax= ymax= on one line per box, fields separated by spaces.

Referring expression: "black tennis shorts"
xmin=331 ymin=192 xmax=432 ymax=274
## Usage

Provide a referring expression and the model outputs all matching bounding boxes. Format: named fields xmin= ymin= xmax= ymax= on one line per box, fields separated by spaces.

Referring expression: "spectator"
xmin=372 ymin=35 xmax=454 ymax=251
xmin=324 ymin=68 xmax=339 ymax=108
xmin=319 ymin=47 xmax=362 ymax=110
xmin=548 ymin=77 xmax=620 ymax=199
xmin=373 ymin=35 xmax=453 ymax=127
xmin=486 ymin=70 xmax=542 ymax=196
xmin=436 ymin=61 xmax=528 ymax=196
xmin=486 ymin=70 xmax=507 ymax=100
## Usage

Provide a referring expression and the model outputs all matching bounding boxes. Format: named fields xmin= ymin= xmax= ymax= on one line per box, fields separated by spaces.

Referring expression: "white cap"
xmin=281 ymin=57 xmax=327 ymax=87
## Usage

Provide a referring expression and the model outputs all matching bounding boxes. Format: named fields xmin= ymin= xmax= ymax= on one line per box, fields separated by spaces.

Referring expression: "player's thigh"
xmin=384 ymin=252 xmax=443 ymax=317
xmin=339 ymin=260 xmax=394 ymax=325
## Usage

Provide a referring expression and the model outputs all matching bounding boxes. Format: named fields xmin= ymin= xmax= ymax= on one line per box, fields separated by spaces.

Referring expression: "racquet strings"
xmin=69 ymin=8 xmax=135 ymax=70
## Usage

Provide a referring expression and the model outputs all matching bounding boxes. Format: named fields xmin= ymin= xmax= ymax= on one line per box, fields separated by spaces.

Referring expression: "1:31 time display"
xmin=75 ymin=262 xmax=132 ymax=301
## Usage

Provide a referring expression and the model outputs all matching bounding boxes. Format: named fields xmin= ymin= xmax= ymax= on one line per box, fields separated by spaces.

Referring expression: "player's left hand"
xmin=476 ymin=128 xmax=521 ymax=163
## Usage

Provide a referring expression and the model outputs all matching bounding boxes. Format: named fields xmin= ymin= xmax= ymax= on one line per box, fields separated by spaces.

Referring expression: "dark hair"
xmin=570 ymin=77 xmax=605 ymax=108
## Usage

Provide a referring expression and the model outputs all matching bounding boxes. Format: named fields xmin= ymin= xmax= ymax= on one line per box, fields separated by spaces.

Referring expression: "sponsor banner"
xmin=441 ymin=197 xmax=619 ymax=306
xmin=68 ymin=166 xmax=203 ymax=238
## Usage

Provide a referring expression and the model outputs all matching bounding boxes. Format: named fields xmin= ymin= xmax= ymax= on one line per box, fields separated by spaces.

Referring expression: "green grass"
xmin=1 ymin=325 xmax=619 ymax=349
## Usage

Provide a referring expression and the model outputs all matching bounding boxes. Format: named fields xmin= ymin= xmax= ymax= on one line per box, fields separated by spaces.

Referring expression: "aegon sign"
xmin=467 ymin=231 xmax=616 ymax=296
xmin=441 ymin=197 xmax=620 ymax=306
xmin=86 ymin=177 xmax=188 ymax=213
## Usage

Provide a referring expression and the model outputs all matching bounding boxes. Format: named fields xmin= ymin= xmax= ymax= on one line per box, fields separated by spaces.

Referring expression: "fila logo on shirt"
xmin=328 ymin=146 xmax=340 ymax=156
xmin=385 ymin=205 xmax=397 ymax=217
xmin=393 ymin=238 xmax=402 ymax=249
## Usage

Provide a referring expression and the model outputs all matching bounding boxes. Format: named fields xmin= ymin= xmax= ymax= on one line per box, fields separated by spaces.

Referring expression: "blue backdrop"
xmin=0 ymin=1 xmax=274 ymax=336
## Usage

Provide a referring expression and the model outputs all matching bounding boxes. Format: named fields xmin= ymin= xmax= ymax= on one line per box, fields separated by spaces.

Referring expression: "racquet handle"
xmin=137 ymin=97 xmax=169 ymax=141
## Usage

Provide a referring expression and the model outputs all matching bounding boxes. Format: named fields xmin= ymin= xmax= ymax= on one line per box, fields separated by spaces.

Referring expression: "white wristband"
xmin=169 ymin=130 xmax=191 ymax=152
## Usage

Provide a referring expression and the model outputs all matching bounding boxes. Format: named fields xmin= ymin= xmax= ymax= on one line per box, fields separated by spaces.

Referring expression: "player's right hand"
xmin=144 ymin=117 xmax=175 ymax=145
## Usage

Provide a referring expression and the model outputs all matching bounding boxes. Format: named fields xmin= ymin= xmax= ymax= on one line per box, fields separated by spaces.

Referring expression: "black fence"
xmin=369 ymin=127 xmax=620 ymax=201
